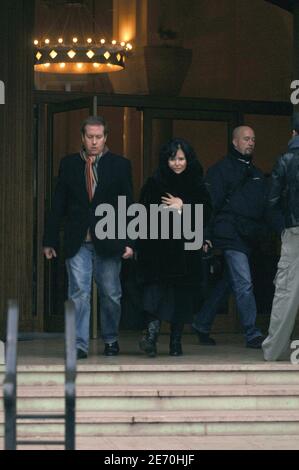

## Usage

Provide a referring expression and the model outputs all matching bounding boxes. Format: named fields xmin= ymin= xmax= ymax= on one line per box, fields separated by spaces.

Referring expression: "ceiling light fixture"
xmin=33 ymin=1 xmax=133 ymax=74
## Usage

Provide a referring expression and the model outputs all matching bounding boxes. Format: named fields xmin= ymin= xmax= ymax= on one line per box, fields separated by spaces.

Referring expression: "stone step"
xmin=2 ymin=434 xmax=299 ymax=450
xmin=1 ymin=364 xmax=299 ymax=386
xmin=3 ymin=384 xmax=299 ymax=397
xmin=1 ymin=384 xmax=299 ymax=412
xmin=2 ymin=377 xmax=299 ymax=424
xmin=2 ymin=365 xmax=299 ymax=438
xmin=1 ymin=410 xmax=299 ymax=437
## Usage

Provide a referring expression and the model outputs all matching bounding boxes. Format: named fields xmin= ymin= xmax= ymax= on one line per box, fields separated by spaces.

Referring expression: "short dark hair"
xmin=81 ymin=115 xmax=109 ymax=136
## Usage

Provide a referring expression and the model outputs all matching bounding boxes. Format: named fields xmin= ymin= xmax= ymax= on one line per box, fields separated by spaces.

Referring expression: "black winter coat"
xmin=206 ymin=147 xmax=268 ymax=254
xmin=268 ymin=135 xmax=299 ymax=229
xmin=137 ymin=161 xmax=212 ymax=285
xmin=43 ymin=152 xmax=134 ymax=259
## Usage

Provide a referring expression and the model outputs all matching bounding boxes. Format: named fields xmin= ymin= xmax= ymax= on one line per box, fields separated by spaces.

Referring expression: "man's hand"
xmin=203 ymin=240 xmax=212 ymax=253
xmin=122 ymin=246 xmax=134 ymax=260
xmin=43 ymin=247 xmax=57 ymax=259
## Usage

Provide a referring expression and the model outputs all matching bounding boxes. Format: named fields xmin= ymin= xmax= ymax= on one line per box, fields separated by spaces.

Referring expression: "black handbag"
xmin=201 ymin=247 xmax=224 ymax=287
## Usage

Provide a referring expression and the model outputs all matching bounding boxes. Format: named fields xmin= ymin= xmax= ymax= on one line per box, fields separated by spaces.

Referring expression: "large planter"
xmin=144 ymin=45 xmax=192 ymax=96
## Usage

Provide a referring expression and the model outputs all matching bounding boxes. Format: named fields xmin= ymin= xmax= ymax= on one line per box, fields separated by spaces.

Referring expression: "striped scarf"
xmin=80 ymin=148 xmax=107 ymax=201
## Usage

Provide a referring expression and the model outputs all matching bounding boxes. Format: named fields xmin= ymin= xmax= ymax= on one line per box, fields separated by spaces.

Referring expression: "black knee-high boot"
xmin=139 ymin=319 xmax=161 ymax=357
xmin=169 ymin=323 xmax=184 ymax=356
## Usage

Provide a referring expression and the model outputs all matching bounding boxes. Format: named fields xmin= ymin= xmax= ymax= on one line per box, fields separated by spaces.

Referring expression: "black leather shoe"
xmin=104 ymin=341 xmax=120 ymax=356
xmin=197 ymin=332 xmax=216 ymax=346
xmin=197 ymin=333 xmax=216 ymax=346
xmin=169 ymin=324 xmax=184 ymax=356
xmin=246 ymin=335 xmax=265 ymax=349
xmin=77 ymin=348 xmax=88 ymax=359
xmin=169 ymin=341 xmax=183 ymax=356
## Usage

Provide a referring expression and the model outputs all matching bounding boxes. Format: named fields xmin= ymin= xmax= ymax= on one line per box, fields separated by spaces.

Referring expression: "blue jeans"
xmin=66 ymin=243 xmax=122 ymax=352
xmin=193 ymin=250 xmax=262 ymax=342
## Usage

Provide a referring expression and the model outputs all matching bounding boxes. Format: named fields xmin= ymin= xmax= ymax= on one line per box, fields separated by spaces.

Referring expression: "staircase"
xmin=1 ymin=362 xmax=299 ymax=448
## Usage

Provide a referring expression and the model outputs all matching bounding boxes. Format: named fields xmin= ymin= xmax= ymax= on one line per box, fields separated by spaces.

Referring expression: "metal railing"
xmin=3 ymin=300 xmax=76 ymax=450
xmin=3 ymin=300 xmax=18 ymax=450
xmin=64 ymin=300 xmax=76 ymax=450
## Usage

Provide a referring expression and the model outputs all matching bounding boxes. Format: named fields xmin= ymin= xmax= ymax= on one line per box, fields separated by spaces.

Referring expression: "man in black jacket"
xmin=192 ymin=126 xmax=266 ymax=348
xmin=263 ymin=114 xmax=299 ymax=361
xmin=43 ymin=116 xmax=134 ymax=358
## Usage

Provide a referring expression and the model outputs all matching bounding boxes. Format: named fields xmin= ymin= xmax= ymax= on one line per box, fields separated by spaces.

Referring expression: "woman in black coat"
xmin=137 ymin=138 xmax=212 ymax=357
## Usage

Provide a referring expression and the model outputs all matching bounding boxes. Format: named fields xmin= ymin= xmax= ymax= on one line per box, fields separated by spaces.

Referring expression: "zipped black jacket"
xmin=206 ymin=146 xmax=268 ymax=254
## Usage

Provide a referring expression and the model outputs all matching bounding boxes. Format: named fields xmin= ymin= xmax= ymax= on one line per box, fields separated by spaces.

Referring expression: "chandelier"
xmin=33 ymin=1 xmax=133 ymax=74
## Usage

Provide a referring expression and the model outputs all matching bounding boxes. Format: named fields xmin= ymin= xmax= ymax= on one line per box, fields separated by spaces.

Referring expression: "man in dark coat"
xmin=43 ymin=116 xmax=134 ymax=358
xmin=263 ymin=114 xmax=299 ymax=361
xmin=192 ymin=126 xmax=266 ymax=348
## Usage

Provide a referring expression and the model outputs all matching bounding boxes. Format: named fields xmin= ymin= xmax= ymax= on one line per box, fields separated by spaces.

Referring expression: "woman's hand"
xmin=161 ymin=193 xmax=183 ymax=211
